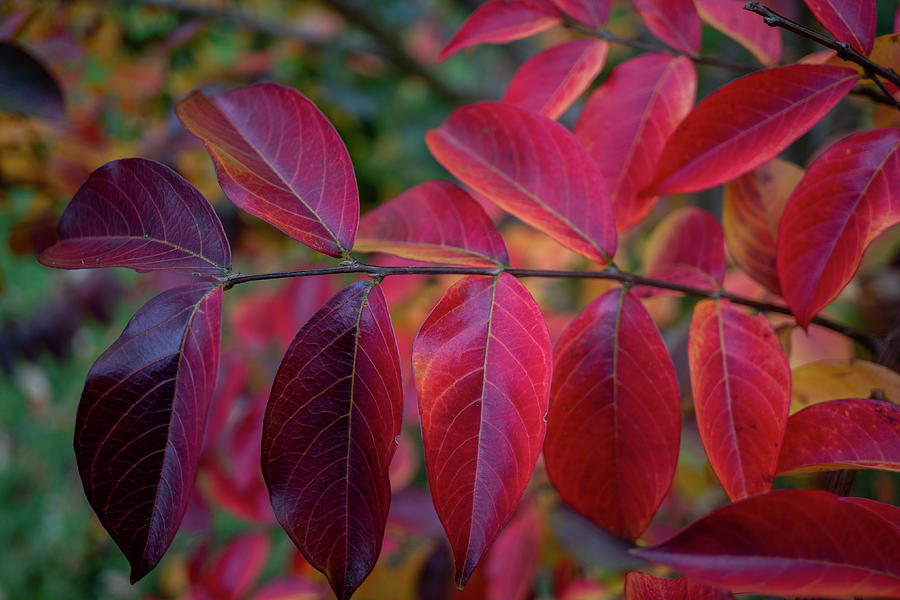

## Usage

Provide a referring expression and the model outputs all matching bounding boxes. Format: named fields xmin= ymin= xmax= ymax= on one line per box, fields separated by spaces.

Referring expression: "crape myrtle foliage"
xmin=34 ymin=0 xmax=900 ymax=599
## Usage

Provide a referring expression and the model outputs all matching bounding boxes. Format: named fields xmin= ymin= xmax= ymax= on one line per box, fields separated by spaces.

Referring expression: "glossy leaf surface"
xmin=694 ymin=0 xmax=782 ymax=66
xmin=413 ymin=274 xmax=551 ymax=586
xmin=624 ymin=572 xmax=734 ymax=600
xmin=723 ymin=158 xmax=804 ymax=295
xmin=633 ymin=0 xmax=702 ymax=56
xmin=640 ymin=207 xmax=725 ymax=296
xmin=75 ymin=283 xmax=222 ymax=582
xmin=545 ymin=288 xmax=681 ymax=539
xmin=0 ymin=41 xmax=64 ymax=121
xmin=647 ymin=65 xmax=857 ymax=195
xmin=776 ymin=398 xmax=900 ymax=474
xmin=503 ymin=39 xmax=608 ymax=120
xmin=791 ymin=359 xmax=900 ymax=413
xmin=176 ymin=83 xmax=358 ymax=257
xmin=804 ymin=0 xmax=875 ymax=54
xmin=777 ymin=128 xmax=900 ymax=328
xmin=551 ymin=0 xmax=610 ymax=28
xmin=39 ymin=158 xmax=231 ymax=275
xmin=426 ymin=101 xmax=616 ymax=264
xmin=633 ymin=489 xmax=900 ymax=597
xmin=439 ymin=0 xmax=563 ymax=60
xmin=355 ymin=180 xmax=508 ymax=267
xmin=262 ymin=281 xmax=402 ymax=600
xmin=688 ymin=300 xmax=790 ymax=500
xmin=575 ymin=53 xmax=696 ymax=231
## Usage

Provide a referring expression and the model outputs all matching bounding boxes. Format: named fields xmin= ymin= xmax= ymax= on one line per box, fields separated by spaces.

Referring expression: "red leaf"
xmin=776 ymin=398 xmax=900 ymax=474
xmin=634 ymin=0 xmax=702 ymax=56
xmin=262 ymin=281 xmax=402 ymax=600
xmin=503 ymin=39 xmax=608 ymax=120
xmin=485 ymin=502 xmax=542 ymax=600
xmin=777 ymin=128 xmax=900 ymax=328
xmin=639 ymin=207 xmax=725 ymax=297
xmin=39 ymin=158 xmax=230 ymax=275
xmin=413 ymin=274 xmax=551 ymax=586
xmin=426 ymin=102 xmax=616 ymax=264
xmin=646 ymin=65 xmax=858 ymax=195
xmin=804 ymin=0 xmax=875 ymax=55
xmin=575 ymin=53 xmax=696 ymax=231
xmin=544 ymin=288 xmax=680 ymax=539
xmin=632 ymin=489 xmax=900 ymax=597
xmin=694 ymin=0 xmax=782 ymax=66
xmin=722 ymin=158 xmax=805 ymax=295
xmin=624 ymin=572 xmax=734 ymax=600
xmin=175 ymin=83 xmax=358 ymax=258
xmin=688 ymin=300 xmax=790 ymax=500
xmin=74 ymin=283 xmax=222 ymax=582
xmin=550 ymin=0 xmax=610 ymax=28
xmin=355 ymin=180 xmax=509 ymax=267
xmin=439 ymin=0 xmax=562 ymax=60
xmin=198 ymin=532 xmax=270 ymax=599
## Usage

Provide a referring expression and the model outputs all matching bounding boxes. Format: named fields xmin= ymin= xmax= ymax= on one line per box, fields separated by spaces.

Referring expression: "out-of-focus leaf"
xmin=75 ymin=283 xmax=222 ymax=582
xmin=0 ymin=41 xmax=64 ymax=122
xmin=413 ymin=274 xmax=551 ymax=586
xmin=791 ymin=359 xmax=900 ymax=413
xmin=39 ymin=158 xmax=231 ymax=275
xmin=633 ymin=0 xmax=702 ymax=56
xmin=551 ymin=0 xmax=610 ymax=28
xmin=484 ymin=502 xmax=542 ymax=600
xmin=624 ymin=572 xmax=735 ymax=600
xmin=197 ymin=532 xmax=270 ymax=599
xmin=503 ymin=39 xmax=607 ymax=120
xmin=252 ymin=577 xmax=326 ymax=600
xmin=574 ymin=53 xmax=696 ymax=231
xmin=262 ymin=281 xmax=402 ymax=600
xmin=176 ymin=83 xmax=358 ymax=258
xmin=688 ymin=300 xmax=791 ymax=500
xmin=545 ymin=288 xmax=680 ymax=539
xmin=633 ymin=489 xmax=900 ymax=597
xmin=777 ymin=128 xmax=900 ymax=328
xmin=439 ymin=0 xmax=563 ymax=60
xmin=694 ymin=0 xmax=782 ymax=66
xmin=646 ymin=65 xmax=857 ymax=195
xmin=355 ymin=180 xmax=509 ymax=267
xmin=804 ymin=0 xmax=875 ymax=54
xmin=427 ymin=101 xmax=616 ymax=264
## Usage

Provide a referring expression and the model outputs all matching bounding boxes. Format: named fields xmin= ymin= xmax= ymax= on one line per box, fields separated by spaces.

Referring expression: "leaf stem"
xmin=222 ymin=262 xmax=879 ymax=353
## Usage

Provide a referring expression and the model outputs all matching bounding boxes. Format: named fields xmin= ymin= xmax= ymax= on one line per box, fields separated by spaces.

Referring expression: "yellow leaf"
xmin=790 ymin=359 xmax=900 ymax=414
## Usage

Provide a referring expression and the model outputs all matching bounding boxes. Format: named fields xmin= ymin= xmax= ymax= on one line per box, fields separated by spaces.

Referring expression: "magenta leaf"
xmin=688 ymin=300 xmax=791 ymax=500
xmin=633 ymin=489 xmax=900 ymax=597
xmin=804 ymin=0 xmax=875 ymax=55
xmin=646 ymin=65 xmax=858 ymax=195
xmin=439 ymin=0 xmax=563 ymax=60
xmin=503 ymin=39 xmax=608 ymax=120
xmin=75 ymin=283 xmax=222 ymax=582
xmin=776 ymin=398 xmax=900 ymax=474
xmin=262 ymin=281 xmax=403 ymax=600
xmin=354 ymin=179 xmax=509 ymax=267
xmin=175 ymin=83 xmax=358 ymax=258
xmin=694 ymin=0 xmax=782 ymax=66
xmin=551 ymin=0 xmax=610 ymax=27
xmin=634 ymin=0 xmax=702 ymax=56
xmin=777 ymin=128 xmax=900 ymax=328
xmin=38 ymin=158 xmax=231 ymax=276
xmin=426 ymin=101 xmax=616 ymax=264
xmin=544 ymin=288 xmax=681 ymax=539
xmin=413 ymin=274 xmax=551 ymax=586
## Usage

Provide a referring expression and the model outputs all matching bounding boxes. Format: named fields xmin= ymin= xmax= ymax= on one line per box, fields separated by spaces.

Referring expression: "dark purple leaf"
xmin=0 ymin=41 xmax=64 ymax=122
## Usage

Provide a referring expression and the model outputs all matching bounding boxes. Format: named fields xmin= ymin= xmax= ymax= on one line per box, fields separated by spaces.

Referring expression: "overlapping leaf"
xmin=439 ymin=0 xmax=563 ymax=60
xmin=574 ymin=53 xmax=696 ymax=231
xmin=426 ymin=101 xmax=616 ymax=264
xmin=776 ymin=398 xmax=900 ymax=474
xmin=624 ymin=572 xmax=735 ymax=600
xmin=688 ymin=300 xmax=791 ymax=500
xmin=0 ymin=41 xmax=64 ymax=122
xmin=633 ymin=0 xmax=702 ymax=56
xmin=354 ymin=180 xmax=508 ymax=267
xmin=262 ymin=281 xmax=402 ymax=600
xmin=639 ymin=207 xmax=725 ymax=296
xmin=723 ymin=158 xmax=804 ymax=295
xmin=39 ymin=158 xmax=231 ymax=275
xmin=804 ymin=0 xmax=875 ymax=55
xmin=777 ymin=128 xmax=900 ymax=328
xmin=694 ymin=0 xmax=782 ymax=66
xmin=633 ymin=489 xmax=900 ymax=597
xmin=75 ymin=283 xmax=222 ymax=582
xmin=551 ymin=0 xmax=610 ymax=28
xmin=176 ymin=83 xmax=358 ymax=258
xmin=413 ymin=274 xmax=551 ymax=586
xmin=544 ymin=288 xmax=680 ymax=539
xmin=503 ymin=39 xmax=608 ymax=120
xmin=646 ymin=65 xmax=857 ymax=195
xmin=791 ymin=359 xmax=900 ymax=413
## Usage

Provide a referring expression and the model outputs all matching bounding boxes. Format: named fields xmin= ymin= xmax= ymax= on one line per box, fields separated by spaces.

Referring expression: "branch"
xmin=744 ymin=1 xmax=900 ymax=91
xmin=221 ymin=262 xmax=879 ymax=353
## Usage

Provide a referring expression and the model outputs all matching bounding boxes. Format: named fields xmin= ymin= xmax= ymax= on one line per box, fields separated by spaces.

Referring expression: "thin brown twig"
xmin=221 ymin=262 xmax=879 ymax=353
